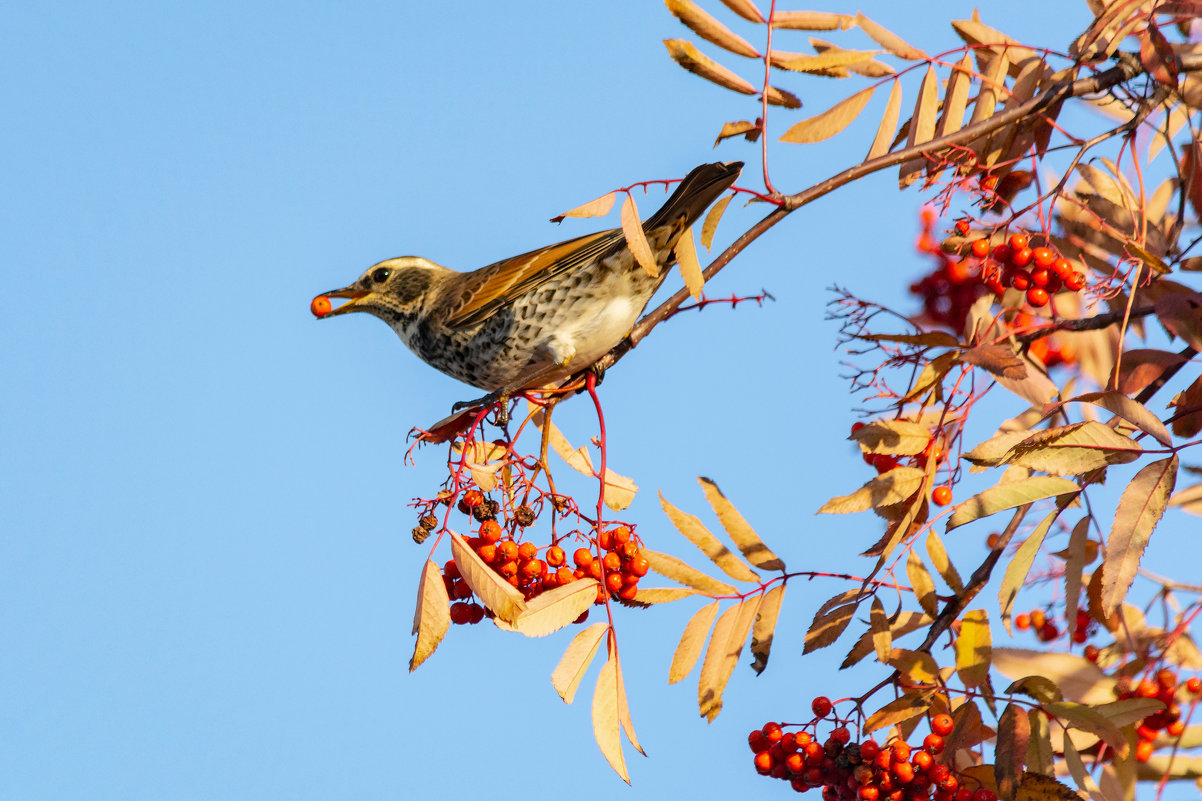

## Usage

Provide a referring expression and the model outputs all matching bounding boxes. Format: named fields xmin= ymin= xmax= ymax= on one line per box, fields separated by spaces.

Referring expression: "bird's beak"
xmin=313 ymin=286 xmax=371 ymax=318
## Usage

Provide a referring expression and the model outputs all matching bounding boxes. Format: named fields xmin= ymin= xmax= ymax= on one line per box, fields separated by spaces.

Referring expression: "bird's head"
xmin=313 ymin=257 xmax=445 ymax=334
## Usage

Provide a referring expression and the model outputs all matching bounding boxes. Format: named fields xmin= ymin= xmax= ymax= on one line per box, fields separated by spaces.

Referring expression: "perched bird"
xmin=314 ymin=161 xmax=742 ymax=398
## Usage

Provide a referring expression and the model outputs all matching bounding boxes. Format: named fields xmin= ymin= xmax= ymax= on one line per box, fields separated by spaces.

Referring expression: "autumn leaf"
xmin=592 ymin=638 xmax=629 ymax=783
xmin=1026 ymin=708 xmax=1054 ymax=776
xmin=698 ymin=476 xmax=785 ymax=571
xmin=907 ymin=550 xmax=938 ymax=618
xmin=698 ymin=596 xmax=761 ymax=721
xmin=804 ymin=601 xmax=858 ymax=654
xmin=633 ymin=586 xmax=700 ymax=604
xmin=673 ymin=226 xmax=704 ymax=298
xmin=409 ymin=559 xmax=451 ymax=671
xmin=960 ymin=343 xmax=1027 ymax=380
xmin=899 ymin=65 xmax=939 ymax=187
xmin=502 ymin=579 xmax=599 ymax=638
xmin=660 ymin=491 xmax=759 ymax=583
xmin=552 ymin=622 xmax=607 ymax=703
xmin=663 ymin=39 xmax=757 ymax=95
xmin=870 ymin=597 xmax=891 ymax=663
xmin=998 ymin=509 xmax=1056 ymax=629
xmin=770 ymin=11 xmax=854 ymax=30
xmin=718 ymin=0 xmax=763 ymax=23
xmin=866 ymin=80 xmax=902 ymax=160
xmin=956 ymin=610 xmax=992 ymax=689
xmin=851 ymin=419 xmax=933 ymax=456
xmin=666 ymin=0 xmax=759 ymax=58
xmin=780 ymin=87 xmax=876 ymax=144
xmin=819 ymin=466 xmax=925 ymax=514
xmin=700 ymin=194 xmax=733 ymax=251
xmin=750 ymin=584 xmax=785 ymax=674
xmin=451 ymin=531 xmax=526 ymax=624
xmin=890 ymin=648 xmax=940 ymax=685
xmin=841 ymin=612 xmax=930 ymax=669
xmin=713 ymin=119 xmax=760 ymax=146
xmin=1100 ymin=455 xmax=1178 ymax=615
xmin=864 ymin=691 xmax=933 ymax=733
xmin=621 ymin=192 xmax=659 ymax=277
xmin=772 ymin=48 xmax=881 ymax=74
xmin=992 ymin=649 xmax=1114 ymax=705
xmin=996 ymin=702 xmax=1029 ymax=801
xmin=549 ymin=191 xmax=615 ymax=223
xmin=1046 ymin=700 xmax=1128 ymax=757
xmin=856 ymin=12 xmax=927 ymax=60
xmin=947 ymin=477 xmax=1078 ymax=530
xmin=926 ymin=529 xmax=963 ymax=594
xmin=669 ymin=601 xmax=719 ymax=684
xmin=642 ymin=549 xmax=738 ymax=596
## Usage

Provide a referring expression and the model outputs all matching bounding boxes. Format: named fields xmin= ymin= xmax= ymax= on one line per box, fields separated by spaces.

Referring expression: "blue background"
xmin=3 ymin=2 xmax=1193 ymax=799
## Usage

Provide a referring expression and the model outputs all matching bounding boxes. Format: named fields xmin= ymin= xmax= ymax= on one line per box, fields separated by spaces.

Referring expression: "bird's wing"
xmin=441 ymin=228 xmax=625 ymax=330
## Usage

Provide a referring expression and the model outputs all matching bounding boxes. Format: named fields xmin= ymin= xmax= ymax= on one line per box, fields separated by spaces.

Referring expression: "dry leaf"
xmin=698 ymin=476 xmax=785 ymax=571
xmin=772 ymin=48 xmax=881 ymax=73
xmin=780 ymin=87 xmax=876 ymax=144
xmin=996 ymin=702 xmax=1030 ymax=801
xmin=698 ymin=596 xmax=761 ymax=721
xmin=550 ymin=191 xmax=615 ymax=223
xmin=451 ymin=531 xmax=526 ymax=624
xmin=409 ymin=559 xmax=451 ymax=671
xmin=666 ymin=0 xmax=759 ymax=58
xmin=674 ymin=226 xmax=704 ymax=298
xmin=947 ymin=477 xmax=1078 ymax=530
xmin=955 ymin=609 xmax=992 ymax=689
xmin=867 ymin=80 xmax=902 ymax=160
xmin=750 ymin=584 xmax=785 ymax=674
xmin=899 ymin=65 xmax=939 ymax=188
xmin=663 ymin=38 xmax=757 ymax=95
xmin=714 ymin=119 xmax=759 ymax=146
xmin=1100 ymin=456 xmax=1178 ymax=615
xmin=992 ymin=649 xmax=1114 ymax=704
xmin=552 ymin=622 xmax=607 ymax=703
xmin=701 ymin=193 xmax=733 ymax=251
xmin=926 ymin=529 xmax=963 ymax=594
xmin=855 ymin=12 xmax=927 ymax=60
xmin=661 ymin=492 xmax=760 ymax=583
xmin=670 ymin=601 xmax=720 ymax=684
xmin=508 ymin=579 xmax=600 ymax=638
xmin=719 ymin=0 xmax=763 ymax=23
xmin=621 ymin=192 xmax=659 ymax=277
xmin=642 ymin=549 xmax=738 ymax=595
xmin=771 ymin=11 xmax=853 ymax=30
xmin=870 ymin=597 xmax=891 ymax=663
xmin=633 ymin=586 xmax=700 ymax=604
xmin=1005 ymin=422 xmax=1141 ymax=475
xmin=592 ymin=638 xmax=629 ymax=783
xmin=818 ymin=465 xmax=926 ymax=514
xmin=852 ymin=419 xmax=934 ymax=456
xmin=998 ymin=509 xmax=1056 ymax=629
xmin=864 ymin=691 xmax=933 ymax=733
xmin=907 ymin=550 xmax=939 ymax=618
xmin=804 ymin=601 xmax=857 ymax=654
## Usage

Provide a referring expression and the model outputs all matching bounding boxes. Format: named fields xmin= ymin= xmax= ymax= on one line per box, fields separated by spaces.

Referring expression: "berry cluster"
xmin=1113 ymin=669 xmax=1200 ymax=762
xmin=965 ymin=232 xmax=1087 ymax=308
xmin=1014 ymin=608 xmax=1094 ymax=644
xmin=853 ymin=424 xmax=946 ymax=476
xmin=749 ymin=701 xmax=997 ymax=801
xmin=429 ymin=489 xmax=650 ymax=624
xmin=910 ymin=211 xmax=990 ymax=331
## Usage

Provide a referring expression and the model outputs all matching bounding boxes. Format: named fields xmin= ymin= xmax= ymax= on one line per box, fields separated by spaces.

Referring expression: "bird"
xmin=313 ymin=161 xmax=742 ymax=402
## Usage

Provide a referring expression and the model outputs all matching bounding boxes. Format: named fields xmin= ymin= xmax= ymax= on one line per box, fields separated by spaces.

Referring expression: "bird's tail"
xmin=641 ymin=161 xmax=744 ymax=233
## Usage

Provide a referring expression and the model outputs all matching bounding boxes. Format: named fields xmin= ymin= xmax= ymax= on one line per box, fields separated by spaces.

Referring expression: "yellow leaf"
xmin=899 ymin=64 xmax=939 ymax=188
xmin=506 ymin=578 xmax=600 ymax=638
xmin=674 ymin=226 xmax=704 ymax=299
xmin=621 ymin=192 xmax=659 ymax=277
xmin=771 ymin=11 xmax=854 ymax=30
xmin=864 ymin=691 xmax=933 ymax=733
xmin=450 ymin=531 xmax=526 ymax=624
xmin=714 ymin=119 xmax=759 ymax=146
xmin=998 ymin=511 xmax=1055 ymax=630
xmin=818 ymin=466 xmax=925 ymax=514
xmin=663 ymin=38 xmax=757 ymax=95
xmin=591 ymin=638 xmax=629 ymax=783
xmin=936 ymin=54 xmax=973 ymax=139
xmin=549 ymin=191 xmax=615 ymax=223
xmin=666 ymin=0 xmax=759 ymax=58
xmin=996 ymin=702 xmax=1029 ymax=801
xmin=866 ymin=80 xmax=902 ymax=160
xmin=670 ymin=601 xmax=720 ymax=684
xmin=551 ymin=622 xmax=607 ymax=703
xmin=642 ymin=549 xmax=738 ymax=595
xmin=409 ymin=559 xmax=450 ymax=671
xmin=852 ymin=419 xmax=933 ymax=456
xmin=907 ymin=550 xmax=938 ymax=618
xmin=661 ymin=491 xmax=759 ymax=583
xmin=926 ymin=530 xmax=963 ymax=594
xmin=804 ymin=601 xmax=857 ymax=655
xmin=698 ymin=596 xmax=762 ymax=721
xmin=1101 ymin=456 xmax=1178 ymax=615
xmin=633 ymin=586 xmax=700 ymax=604
xmin=611 ymin=643 xmax=643 ymax=754
xmin=948 ymin=477 xmax=1078 ymax=530
xmin=780 ymin=87 xmax=876 ymax=144
xmin=750 ymin=584 xmax=785 ymax=674
xmin=856 ymin=12 xmax=926 ymax=59
xmin=890 ymin=648 xmax=940 ymax=684
xmin=955 ymin=609 xmax=992 ymax=689
xmin=718 ymin=0 xmax=763 ymax=23
xmin=699 ymin=477 xmax=784 ymax=571
xmin=870 ymin=597 xmax=891 ymax=663
xmin=771 ymin=48 xmax=881 ymax=73
xmin=700 ymin=193 xmax=732 ymax=251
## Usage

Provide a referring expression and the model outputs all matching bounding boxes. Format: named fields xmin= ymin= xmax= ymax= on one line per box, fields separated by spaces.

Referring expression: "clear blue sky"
xmin=3 ymin=2 xmax=1191 ymax=799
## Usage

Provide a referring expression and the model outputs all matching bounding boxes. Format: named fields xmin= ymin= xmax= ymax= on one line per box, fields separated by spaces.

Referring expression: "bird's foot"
xmin=451 ymin=390 xmax=512 ymax=425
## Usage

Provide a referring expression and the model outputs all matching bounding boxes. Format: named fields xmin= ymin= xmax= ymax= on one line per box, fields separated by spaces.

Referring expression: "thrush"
xmin=313 ymin=161 xmax=742 ymax=398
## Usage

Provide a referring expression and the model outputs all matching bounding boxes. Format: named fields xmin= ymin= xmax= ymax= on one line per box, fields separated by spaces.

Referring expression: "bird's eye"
xmin=371 ymin=268 xmax=391 ymax=284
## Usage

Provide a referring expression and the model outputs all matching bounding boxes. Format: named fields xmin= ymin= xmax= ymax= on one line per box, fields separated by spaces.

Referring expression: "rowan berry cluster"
xmin=853 ymin=424 xmax=946 ymax=477
xmin=1013 ymin=608 xmax=1094 ymax=644
xmin=964 ymin=231 xmax=1087 ymax=308
xmin=910 ymin=211 xmax=989 ymax=331
xmin=425 ymin=487 xmax=650 ymax=623
xmin=749 ymin=702 xmax=996 ymax=801
xmin=1113 ymin=669 xmax=1200 ymax=763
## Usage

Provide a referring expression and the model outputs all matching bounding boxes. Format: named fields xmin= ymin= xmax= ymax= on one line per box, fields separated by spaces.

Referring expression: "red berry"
xmin=973 ymin=790 xmax=998 ymax=801
xmin=912 ymin=750 xmax=933 ymax=771
xmin=891 ymin=741 xmax=911 ymax=762
xmin=310 ymin=295 xmax=332 ymax=318
xmin=546 ymin=545 xmax=565 ymax=567
xmin=1052 ymin=257 xmax=1073 ymax=277
xmin=859 ymin=739 xmax=880 ymax=761
xmin=1026 ymin=287 xmax=1049 ymax=307
xmin=754 ymin=751 xmax=774 ymax=773
xmin=1169 ymin=720 xmax=1185 ymax=737
xmin=1010 ymin=268 xmax=1031 ymax=290
xmin=1158 ymin=668 xmax=1177 ymax=687
xmin=831 ymin=726 xmax=851 ymax=744
xmin=1010 ymin=246 xmax=1033 ymax=268
xmin=812 ymin=696 xmax=833 ymax=718
xmin=628 ymin=556 xmax=650 ymax=577
xmin=1084 ymin=644 xmax=1100 ymax=662
xmin=956 ymin=220 xmax=971 ymax=236
xmin=573 ymin=548 xmax=593 ymax=568
xmin=991 ymin=244 xmax=1012 ymax=263
xmin=1030 ymin=268 xmax=1050 ymax=288
xmin=1038 ymin=621 xmax=1059 ymax=641
xmin=449 ymin=601 xmax=472 ymax=624
xmin=1136 ymin=739 xmax=1154 ymax=762
xmin=931 ymin=713 xmax=954 ymax=736
xmin=597 ymin=529 xmax=614 ymax=550
xmin=1138 ymin=679 xmax=1159 ymax=698
xmin=479 ymin=520 xmax=503 ymax=543
xmin=602 ymin=551 xmax=621 ymax=572
xmin=1032 ymin=247 xmax=1055 ymax=267
xmin=605 ymin=572 xmax=624 ymax=593
xmin=860 ymin=788 xmax=880 ymax=801
xmin=1065 ymin=270 xmax=1086 ymax=291
xmin=932 ymin=486 xmax=953 ymax=506
xmin=923 ymin=733 xmax=944 ymax=754
xmin=1008 ymin=233 xmax=1029 ymax=251
xmin=1187 ymin=677 xmax=1201 ymax=694
xmin=970 ymin=239 xmax=990 ymax=259
xmin=893 ymin=760 xmax=915 ymax=784
xmin=749 ymin=729 xmax=769 ymax=753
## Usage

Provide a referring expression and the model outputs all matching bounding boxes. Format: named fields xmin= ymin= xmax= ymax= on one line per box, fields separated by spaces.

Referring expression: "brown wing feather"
xmin=442 ymin=229 xmax=623 ymax=329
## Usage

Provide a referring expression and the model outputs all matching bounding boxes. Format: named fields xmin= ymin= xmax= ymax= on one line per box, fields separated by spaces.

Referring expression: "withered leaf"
xmin=861 ymin=329 xmax=958 ymax=347
xmin=552 ymin=622 xmax=607 ymax=703
xmin=666 ymin=0 xmax=759 ymax=58
xmin=851 ymin=419 xmax=933 ymax=456
xmin=907 ymin=550 xmax=939 ymax=618
xmin=819 ymin=465 xmax=926 ymax=514
xmin=890 ymin=648 xmax=940 ymax=684
xmin=992 ymin=649 xmax=1114 ymax=705
xmin=770 ymin=11 xmax=854 ymax=30
xmin=960 ymin=343 xmax=1027 ymax=379
xmin=699 ymin=476 xmax=785 ymax=571
xmin=763 ymin=85 xmax=801 ymax=108
xmin=750 ymin=584 xmax=786 ymax=674
xmin=855 ymin=12 xmax=926 ymax=60
xmin=1006 ymin=676 xmax=1062 ymax=705
xmin=870 ymin=597 xmax=891 ymax=663
xmin=633 ymin=586 xmax=699 ymax=604
xmin=713 ymin=119 xmax=759 ymax=146
xmin=700 ymin=193 xmax=733 ymax=251
xmin=642 ymin=549 xmax=738 ymax=596
xmin=669 ymin=600 xmax=720 ymax=684
xmin=698 ymin=596 xmax=761 ymax=721
xmin=1100 ymin=455 xmax=1178 ymax=615
xmin=660 ymin=491 xmax=759 ymax=583
xmin=1067 ymin=391 xmax=1173 ymax=447
xmin=1045 ymin=700 xmax=1128 ymax=758
xmin=864 ymin=691 xmax=934 ymax=733
xmin=772 ymin=48 xmax=881 ymax=73
xmin=1005 ymin=422 xmax=1141 ymax=475
xmin=719 ymin=0 xmax=763 ymax=23
xmin=1060 ymin=516 xmax=1091 ymax=642
xmin=926 ymin=529 xmax=963 ymax=594
xmin=780 ymin=87 xmax=876 ymax=144
xmin=947 ymin=477 xmax=1078 ymax=530
xmin=866 ymin=80 xmax=902 ymax=160
xmin=998 ymin=509 xmax=1056 ymax=629
xmin=592 ymin=639 xmax=629 ymax=783
xmin=674 ymin=226 xmax=704 ymax=299
xmin=996 ymin=702 xmax=1030 ymax=801
xmin=505 ymin=578 xmax=599 ymax=638
xmin=936 ymin=54 xmax=973 ymax=140
xmin=409 ymin=559 xmax=451 ymax=671
xmin=621 ymin=192 xmax=659 ymax=277
xmin=899 ymin=65 xmax=939 ymax=188
xmin=1026 ymin=708 xmax=1054 ymax=776
xmin=955 ymin=609 xmax=992 ymax=689
xmin=804 ymin=601 xmax=857 ymax=654
xmin=451 ymin=531 xmax=526 ymax=624
xmin=550 ymin=191 xmax=615 ymax=223
xmin=663 ymin=39 xmax=757 ymax=95
xmin=842 ymin=611 xmax=931 ymax=669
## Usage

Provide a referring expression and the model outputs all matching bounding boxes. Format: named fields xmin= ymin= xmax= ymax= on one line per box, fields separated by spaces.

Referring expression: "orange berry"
xmin=479 ymin=520 xmax=503 ymax=543
xmin=893 ymin=760 xmax=915 ymax=784
xmin=1033 ymin=247 xmax=1055 ymax=267
xmin=517 ymin=541 xmax=537 ymax=560
xmin=310 ymin=295 xmax=332 ymax=317
xmin=1026 ymin=287 xmax=1049 ymax=307
xmin=497 ymin=560 xmax=518 ymax=578
xmin=605 ymin=572 xmax=624 ymax=593
xmin=1030 ymin=267 xmax=1050 ymax=288
xmin=1009 ymin=268 xmax=1031 ymax=290
xmin=931 ymin=713 xmax=953 ymax=736
xmin=932 ymin=486 xmax=953 ymax=506
xmin=546 ymin=545 xmax=566 ymax=567
xmin=476 ymin=543 xmax=497 ymax=563
xmin=1010 ymin=246 xmax=1033 ymax=268
xmin=588 ymin=560 xmax=602 ymax=580
xmin=617 ymin=583 xmax=638 ymax=601
xmin=603 ymin=551 xmax=621 ymax=572
xmin=612 ymin=526 xmax=631 ymax=545
xmin=970 ymin=239 xmax=990 ymax=258
xmin=597 ymin=529 xmax=614 ymax=550
xmin=556 ymin=567 xmax=574 ymax=585
xmin=628 ymin=556 xmax=650 ymax=577
xmin=1052 ymin=257 xmax=1073 ymax=277
xmin=956 ymin=220 xmax=971 ymax=236
xmin=497 ymin=540 xmax=519 ymax=561
xmin=1136 ymin=739 xmax=1154 ymax=762
xmin=619 ymin=541 xmax=639 ymax=559
xmin=1008 ymin=233 xmax=1029 ymax=250
xmin=1084 ymin=644 xmax=1100 ymax=662
xmin=912 ymin=750 xmax=933 ymax=771
xmin=754 ymin=751 xmax=774 ymax=773
xmin=891 ymin=741 xmax=911 ymax=762
xmin=923 ymin=733 xmax=944 ymax=754
xmin=1169 ymin=720 xmax=1185 ymax=737
xmin=573 ymin=548 xmax=593 ymax=568
xmin=520 ymin=558 xmax=545 ymax=579
xmin=1065 ymin=270 xmax=1086 ymax=291
xmin=1029 ymin=609 xmax=1046 ymax=629
xmin=1187 ymin=677 xmax=1201 ymax=694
